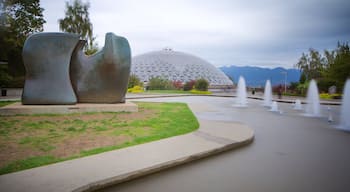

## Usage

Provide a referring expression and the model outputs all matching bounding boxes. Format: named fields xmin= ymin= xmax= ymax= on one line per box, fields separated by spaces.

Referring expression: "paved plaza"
xmin=101 ymin=96 xmax=350 ymax=192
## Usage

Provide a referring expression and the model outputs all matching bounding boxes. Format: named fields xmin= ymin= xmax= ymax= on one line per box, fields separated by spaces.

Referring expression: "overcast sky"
xmin=41 ymin=0 xmax=350 ymax=68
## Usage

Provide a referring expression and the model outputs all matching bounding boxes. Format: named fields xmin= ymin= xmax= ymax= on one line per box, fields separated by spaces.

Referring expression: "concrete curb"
xmin=76 ymin=128 xmax=254 ymax=192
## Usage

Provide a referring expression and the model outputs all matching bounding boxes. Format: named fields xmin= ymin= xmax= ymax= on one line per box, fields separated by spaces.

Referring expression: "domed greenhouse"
xmin=131 ymin=48 xmax=233 ymax=86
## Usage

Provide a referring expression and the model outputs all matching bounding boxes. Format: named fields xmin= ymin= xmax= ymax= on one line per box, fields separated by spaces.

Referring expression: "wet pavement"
xmin=100 ymin=96 xmax=350 ymax=192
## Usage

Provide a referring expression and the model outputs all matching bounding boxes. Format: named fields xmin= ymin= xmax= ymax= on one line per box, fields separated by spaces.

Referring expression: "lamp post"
xmin=281 ymin=71 xmax=287 ymax=93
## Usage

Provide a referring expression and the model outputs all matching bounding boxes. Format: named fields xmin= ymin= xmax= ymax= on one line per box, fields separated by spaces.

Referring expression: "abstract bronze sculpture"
xmin=22 ymin=33 xmax=80 ymax=104
xmin=21 ymin=32 xmax=131 ymax=105
xmin=70 ymin=33 xmax=131 ymax=103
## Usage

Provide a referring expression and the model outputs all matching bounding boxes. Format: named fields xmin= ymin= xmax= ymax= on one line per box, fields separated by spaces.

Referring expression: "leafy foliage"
xmin=324 ymin=42 xmax=350 ymax=90
xmin=183 ymin=80 xmax=196 ymax=91
xmin=2 ymin=0 xmax=45 ymax=47
xmin=58 ymin=0 xmax=98 ymax=55
xmin=319 ymin=93 xmax=342 ymax=100
xmin=128 ymin=74 xmax=143 ymax=88
xmin=172 ymin=80 xmax=183 ymax=90
xmin=189 ymin=89 xmax=211 ymax=94
xmin=295 ymin=41 xmax=350 ymax=93
xmin=0 ymin=64 xmax=12 ymax=87
xmin=194 ymin=78 xmax=209 ymax=91
xmin=295 ymin=49 xmax=325 ymax=81
xmin=0 ymin=0 xmax=45 ymax=78
xmin=148 ymin=77 xmax=174 ymax=90
xmin=127 ymin=85 xmax=143 ymax=93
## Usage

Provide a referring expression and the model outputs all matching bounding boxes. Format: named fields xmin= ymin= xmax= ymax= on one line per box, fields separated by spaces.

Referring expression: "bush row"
xmin=128 ymin=75 xmax=209 ymax=92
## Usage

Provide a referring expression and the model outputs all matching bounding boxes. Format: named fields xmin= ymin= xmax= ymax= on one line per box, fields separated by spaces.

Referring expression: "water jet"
xmin=304 ymin=79 xmax=321 ymax=117
xmin=293 ymin=99 xmax=303 ymax=110
xmin=263 ymin=80 xmax=272 ymax=107
xmin=336 ymin=79 xmax=350 ymax=131
xmin=234 ymin=76 xmax=247 ymax=107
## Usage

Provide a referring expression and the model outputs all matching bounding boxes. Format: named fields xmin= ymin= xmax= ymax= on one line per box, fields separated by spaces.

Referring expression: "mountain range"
xmin=220 ymin=65 xmax=301 ymax=87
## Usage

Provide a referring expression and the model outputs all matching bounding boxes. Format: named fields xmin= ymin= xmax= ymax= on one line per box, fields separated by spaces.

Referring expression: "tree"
xmin=299 ymin=72 xmax=307 ymax=84
xmin=59 ymin=0 xmax=98 ymax=55
xmin=295 ymin=41 xmax=350 ymax=93
xmin=2 ymin=0 xmax=45 ymax=47
xmin=0 ymin=0 xmax=45 ymax=78
xmin=0 ymin=64 xmax=12 ymax=88
xmin=325 ymin=42 xmax=350 ymax=90
xmin=295 ymin=49 xmax=325 ymax=81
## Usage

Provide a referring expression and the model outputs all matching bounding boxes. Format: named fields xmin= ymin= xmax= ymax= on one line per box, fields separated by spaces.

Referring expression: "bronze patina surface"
xmin=70 ymin=33 xmax=131 ymax=103
xmin=22 ymin=33 xmax=80 ymax=105
xmin=21 ymin=32 xmax=131 ymax=104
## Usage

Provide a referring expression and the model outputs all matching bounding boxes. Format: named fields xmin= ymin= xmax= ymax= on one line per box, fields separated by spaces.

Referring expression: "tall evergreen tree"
xmin=58 ymin=0 xmax=98 ymax=55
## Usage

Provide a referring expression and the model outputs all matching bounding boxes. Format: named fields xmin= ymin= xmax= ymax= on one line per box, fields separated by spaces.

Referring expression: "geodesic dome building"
xmin=131 ymin=48 xmax=233 ymax=86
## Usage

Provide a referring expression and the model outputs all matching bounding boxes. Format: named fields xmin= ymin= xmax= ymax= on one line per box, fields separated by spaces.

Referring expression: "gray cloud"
xmin=41 ymin=0 xmax=349 ymax=68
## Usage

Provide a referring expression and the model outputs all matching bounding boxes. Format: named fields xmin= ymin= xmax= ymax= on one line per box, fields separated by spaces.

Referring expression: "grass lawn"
xmin=0 ymin=100 xmax=17 ymax=107
xmin=0 ymin=102 xmax=199 ymax=175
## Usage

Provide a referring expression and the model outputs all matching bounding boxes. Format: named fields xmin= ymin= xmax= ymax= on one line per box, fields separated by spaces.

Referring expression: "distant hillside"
xmin=220 ymin=66 xmax=301 ymax=87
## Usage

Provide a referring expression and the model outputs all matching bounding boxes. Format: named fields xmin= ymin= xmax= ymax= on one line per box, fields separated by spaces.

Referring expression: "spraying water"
xmin=337 ymin=79 xmax=350 ymax=131
xmin=293 ymin=99 xmax=303 ymax=110
xmin=304 ymin=79 xmax=321 ymax=117
xmin=263 ymin=80 xmax=273 ymax=107
xmin=234 ymin=76 xmax=247 ymax=107
xmin=270 ymin=101 xmax=279 ymax=112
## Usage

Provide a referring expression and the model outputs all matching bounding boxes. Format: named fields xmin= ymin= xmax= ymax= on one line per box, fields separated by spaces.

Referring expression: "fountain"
xmin=304 ymin=79 xmax=321 ymax=117
xmin=293 ymin=99 xmax=303 ymax=110
xmin=234 ymin=76 xmax=247 ymax=107
xmin=269 ymin=101 xmax=279 ymax=112
xmin=327 ymin=106 xmax=333 ymax=123
xmin=337 ymin=79 xmax=350 ymax=131
xmin=263 ymin=80 xmax=273 ymax=107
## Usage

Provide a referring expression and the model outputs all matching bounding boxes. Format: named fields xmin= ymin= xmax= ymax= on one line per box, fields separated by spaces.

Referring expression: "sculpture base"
xmin=0 ymin=101 xmax=138 ymax=116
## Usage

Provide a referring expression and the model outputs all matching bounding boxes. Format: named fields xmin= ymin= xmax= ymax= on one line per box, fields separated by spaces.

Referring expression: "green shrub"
xmin=128 ymin=85 xmax=144 ymax=93
xmin=128 ymin=74 xmax=143 ymax=89
xmin=172 ymin=80 xmax=183 ymax=90
xmin=183 ymin=80 xmax=196 ymax=91
xmin=194 ymin=78 xmax=209 ymax=91
xmin=296 ymin=82 xmax=309 ymax=96
xmin=319 ymin=93 xmax=342 ymax=99
xmin=190 ymin=89 xmax=212 ymax=94
xmin=318 ymin=79 xmax=337 ymax=93
xmin=148 ymin=77 xmax=174 ymax=90
xmin=0 ymin=72 xmax=12 ymax=88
